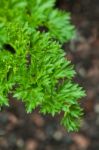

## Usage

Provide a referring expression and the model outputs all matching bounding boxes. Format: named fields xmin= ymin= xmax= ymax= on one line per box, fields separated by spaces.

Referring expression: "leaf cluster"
xmin=0 ymin=0 xmax=85 ymax=131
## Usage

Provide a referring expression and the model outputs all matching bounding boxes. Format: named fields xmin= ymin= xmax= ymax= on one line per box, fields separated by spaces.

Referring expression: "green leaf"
xmin=0 ymin=0 xmax=85 ymax=131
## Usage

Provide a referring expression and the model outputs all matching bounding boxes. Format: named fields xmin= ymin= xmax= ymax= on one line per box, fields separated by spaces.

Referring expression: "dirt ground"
xmin=0 ymin=0 xmax=99 ymax=150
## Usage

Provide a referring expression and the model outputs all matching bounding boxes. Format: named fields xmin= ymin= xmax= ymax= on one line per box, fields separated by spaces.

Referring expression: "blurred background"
xmin=0 ymin=0 xmax=99 ymax=149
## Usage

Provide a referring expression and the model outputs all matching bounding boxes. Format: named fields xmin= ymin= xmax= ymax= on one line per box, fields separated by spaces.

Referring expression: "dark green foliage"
xmin=0 ymin=0 xmax=85 ymax=131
